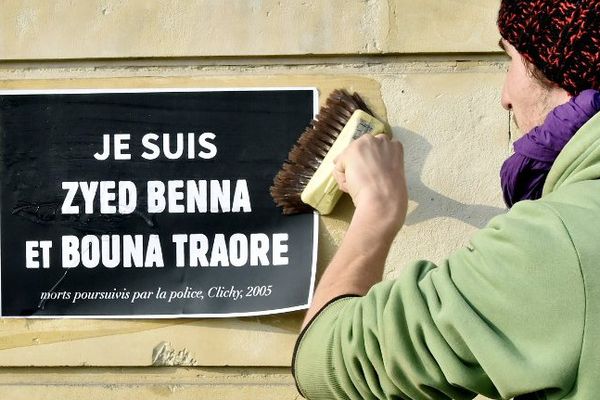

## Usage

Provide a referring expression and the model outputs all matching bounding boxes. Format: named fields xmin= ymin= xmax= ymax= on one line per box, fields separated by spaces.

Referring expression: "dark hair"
xmin=523 ymin=58 xmax=556 ymax=90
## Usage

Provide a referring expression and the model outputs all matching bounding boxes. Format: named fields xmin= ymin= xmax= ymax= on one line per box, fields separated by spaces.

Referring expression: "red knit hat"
xmin=498 ymin=0 xmax=600 ymax=95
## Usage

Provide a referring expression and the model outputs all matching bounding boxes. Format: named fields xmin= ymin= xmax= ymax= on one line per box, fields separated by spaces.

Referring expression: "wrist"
xmin=351 ymin=181 xmax=407 ymax=229
xmin=352 ymin=200 xmax=404 ymax=242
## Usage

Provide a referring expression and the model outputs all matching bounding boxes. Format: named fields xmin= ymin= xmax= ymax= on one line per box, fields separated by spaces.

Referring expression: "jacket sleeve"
xmin=292 ymin=201 xmax=585 ymax=400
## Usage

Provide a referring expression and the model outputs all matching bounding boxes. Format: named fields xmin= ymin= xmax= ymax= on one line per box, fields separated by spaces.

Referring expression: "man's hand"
xmin=301 ymin=134 xmax=408 ymax=329
xmin=333 ymin=134 xmax=408 ymax=236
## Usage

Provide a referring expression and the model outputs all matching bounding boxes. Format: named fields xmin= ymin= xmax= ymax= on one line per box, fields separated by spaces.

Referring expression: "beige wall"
xmin=0 ymin=1 xmax=507 ymax=398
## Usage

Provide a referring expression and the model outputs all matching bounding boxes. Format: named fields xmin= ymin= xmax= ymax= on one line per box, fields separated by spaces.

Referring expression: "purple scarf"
xmin=500 ymin=89 xmax=600 ymax=208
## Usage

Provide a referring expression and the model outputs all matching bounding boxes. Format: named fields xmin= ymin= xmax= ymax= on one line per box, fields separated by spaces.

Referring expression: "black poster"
xmin=0 ymin=88 xmax=318 ymax=318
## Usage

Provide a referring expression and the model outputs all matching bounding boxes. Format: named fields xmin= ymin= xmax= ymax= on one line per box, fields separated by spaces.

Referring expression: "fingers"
xmin=333 ymin=133 xmax=405 ymax=202
xmin=332 ymin=168 xmax=348 ymax=192
xmin=333 ymin=154 xmax=348 ymax=192
xmin=348 ymin=134 xmax=402 ymax=164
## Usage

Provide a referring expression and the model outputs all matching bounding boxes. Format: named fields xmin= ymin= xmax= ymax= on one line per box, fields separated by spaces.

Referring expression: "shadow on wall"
xmin=393 ymin=125 xmax=506 ymax=229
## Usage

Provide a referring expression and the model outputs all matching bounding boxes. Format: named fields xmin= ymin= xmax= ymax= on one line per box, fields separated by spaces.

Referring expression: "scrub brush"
xmin=270 ymin=89 xmax=388 ymax=215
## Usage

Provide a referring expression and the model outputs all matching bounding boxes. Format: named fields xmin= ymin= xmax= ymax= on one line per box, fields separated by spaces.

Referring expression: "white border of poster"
xmin=0 ymin=87 xmax=320 ymax=319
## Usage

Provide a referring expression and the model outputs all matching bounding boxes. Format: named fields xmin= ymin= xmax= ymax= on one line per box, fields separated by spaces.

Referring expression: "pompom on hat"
xmin=497 ymin=0 xmax=600 ymax=95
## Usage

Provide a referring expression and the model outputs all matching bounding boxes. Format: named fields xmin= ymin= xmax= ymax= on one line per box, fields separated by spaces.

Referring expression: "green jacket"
xmin=293 ymin=111 xmax=600 ymax=400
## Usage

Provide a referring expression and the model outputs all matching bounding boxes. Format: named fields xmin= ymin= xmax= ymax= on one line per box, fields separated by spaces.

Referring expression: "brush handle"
xmin=300 ymin=110 xmax=388 ymax=215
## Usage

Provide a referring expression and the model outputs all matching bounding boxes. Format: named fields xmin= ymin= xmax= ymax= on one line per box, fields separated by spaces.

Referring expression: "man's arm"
xmin=293 ymin=199 xmax=584 ymax=399
xmin=302 ymin=134 xmax=408 ymax=328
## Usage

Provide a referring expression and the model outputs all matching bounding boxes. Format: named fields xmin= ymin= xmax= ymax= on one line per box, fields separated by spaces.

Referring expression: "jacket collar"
xmin=543 ymin=111 xmax=600 ymax=195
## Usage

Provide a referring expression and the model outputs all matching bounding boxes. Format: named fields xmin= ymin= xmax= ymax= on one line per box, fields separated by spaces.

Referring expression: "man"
xmin=293 ymin=1 xmax=600 ymax=399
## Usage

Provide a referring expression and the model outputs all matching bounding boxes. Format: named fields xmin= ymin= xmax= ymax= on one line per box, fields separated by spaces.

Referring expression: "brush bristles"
xmin=270 ymin=89 xmax=374 ymax=214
